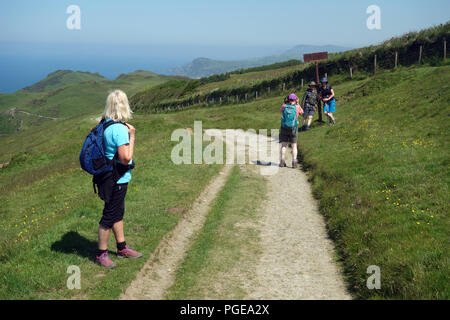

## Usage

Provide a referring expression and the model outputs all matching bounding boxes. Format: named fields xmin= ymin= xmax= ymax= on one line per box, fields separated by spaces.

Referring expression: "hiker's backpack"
xmin=305 ymin=90 xmax=318 ymax=107
xmin=281 ymin=104 xmax=298 ymax=130
xmin=79 ymin=119 xmax=124 ymax=176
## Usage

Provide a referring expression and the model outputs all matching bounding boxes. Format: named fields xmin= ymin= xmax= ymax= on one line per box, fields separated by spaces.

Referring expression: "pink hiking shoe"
xmin=96 ymin=252 xmax=116 ymax=269
xmin=117 ymin=245 xmax=143 ymax=259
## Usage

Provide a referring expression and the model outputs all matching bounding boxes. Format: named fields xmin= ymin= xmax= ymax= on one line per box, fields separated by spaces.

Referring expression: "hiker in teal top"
xmin=96 ymin=90 xmax=143 ymax=269
xmin=279 ymin=93 xmax=303 ymax=168
xmin=104 ymin=118 xmax=133 ymax=184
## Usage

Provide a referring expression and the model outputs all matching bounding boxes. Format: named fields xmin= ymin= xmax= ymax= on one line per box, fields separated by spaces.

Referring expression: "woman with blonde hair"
xmin=95 ymin=89 xmax=142 ymax=269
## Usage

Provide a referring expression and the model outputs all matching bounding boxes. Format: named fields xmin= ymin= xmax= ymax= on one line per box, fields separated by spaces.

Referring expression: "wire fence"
xmin=135 ymin=35 xmax=449 ymax=114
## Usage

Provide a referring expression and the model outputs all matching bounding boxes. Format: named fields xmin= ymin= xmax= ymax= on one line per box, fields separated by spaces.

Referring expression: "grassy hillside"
xmin=130 ymin=79 xmax=196 ymax=110
xmin=0 ymin=63 xmax=448 ymax=299
xmin=132 ymin=22 xmax=449 ymax=113
xmin=300 ymin=66 xmax=449 ymax=299
xmin=164 ymin=65 xmax=450 ymax=299
xmin=0 ymin=70 xmax=179 ymax=134
xmin=23 ymin=70 xmax=106 ymax=93
xmin=167 ymin=45 xmax=350 ymax=78
xmin=0 ymin=112 xmax=221 ymax=299
xmin=195 ymin=63 xmax=305 ymax=93
xmin=130 ymin=62 xmax=308 ymax=112
xmin=0 ymin=23 xmax=448 ymax=300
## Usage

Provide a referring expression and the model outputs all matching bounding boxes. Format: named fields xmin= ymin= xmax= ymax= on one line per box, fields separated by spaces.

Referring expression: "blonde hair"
xmin=102 ymin=89 xmax=133 ymax=122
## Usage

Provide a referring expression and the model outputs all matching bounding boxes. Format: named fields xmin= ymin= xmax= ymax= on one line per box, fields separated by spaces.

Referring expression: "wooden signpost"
xmin=303 ymin=51 xmax=328 ymax=122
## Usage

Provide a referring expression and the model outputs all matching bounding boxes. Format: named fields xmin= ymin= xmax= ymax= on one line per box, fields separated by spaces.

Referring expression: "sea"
xmin=0 ymin=42 xmax=287 ymax=94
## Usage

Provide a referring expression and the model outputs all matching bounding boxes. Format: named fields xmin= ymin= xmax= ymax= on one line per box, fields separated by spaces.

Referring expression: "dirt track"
xmin=121 ymin=164 xmax=233 ymax=300
xmin=121 ymin=129 xmax=351 ymax=300
xmin=243 ymin=131 xmax=350 ymax=299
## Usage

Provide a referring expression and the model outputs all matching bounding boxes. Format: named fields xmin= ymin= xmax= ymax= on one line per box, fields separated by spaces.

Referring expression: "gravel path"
xmin=244 ymin=132 xmax=351 ymax=299
xmin=121 ymin=129 xmax=351 ymax=300
xmin=245 ymin=164 xmax=352 ymax=299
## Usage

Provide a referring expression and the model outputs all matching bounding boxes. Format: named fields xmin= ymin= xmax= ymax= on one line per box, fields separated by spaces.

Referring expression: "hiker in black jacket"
xmin=300 ymin=81 xmax=319 ymax=131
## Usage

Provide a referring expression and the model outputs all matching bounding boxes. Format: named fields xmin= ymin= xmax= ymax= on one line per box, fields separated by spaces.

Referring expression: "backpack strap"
xmin=100 ymin=120 xmax=135 ymax=183
xmin=101 ymin=119 xmax=126 ymax=131
xmin=100 ymin=119 xmax=127 ymax=162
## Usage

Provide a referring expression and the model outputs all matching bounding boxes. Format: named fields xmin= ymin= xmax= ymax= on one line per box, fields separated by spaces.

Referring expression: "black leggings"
xmin=99 ymin=183 xmax=128 ymax=229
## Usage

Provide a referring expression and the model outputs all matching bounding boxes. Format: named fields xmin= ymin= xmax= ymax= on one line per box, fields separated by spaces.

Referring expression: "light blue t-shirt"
xmin=103 ymin=118 xmax=132 ymax=184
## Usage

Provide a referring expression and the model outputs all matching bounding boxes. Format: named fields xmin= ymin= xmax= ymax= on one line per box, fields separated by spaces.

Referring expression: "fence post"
xmin=395 ymin=51 xmax=398 ymax=69
xmin=219 ymin=97 xmax=222 ymax=104
xmin=374 ymin=54 xmax=377 ymax=75
xmin=255 ymin=91 xmax=258 ymax=99
xmin=444 ymin=39 xmax=447 ymax=59
xmin=283 ymin=83 xmax=286 ymax=91
xmin=350 ymin=67 xmax=353 ymax=79
xmin=301 ymin=79 xmax=304 ymax=88
xmin=245 ymin=93 xmax=248 ymax=101
xmin=419 ymin=45 xmax=423 ymax=64
xmin=325 ymin=73 xmax=328 ymax=79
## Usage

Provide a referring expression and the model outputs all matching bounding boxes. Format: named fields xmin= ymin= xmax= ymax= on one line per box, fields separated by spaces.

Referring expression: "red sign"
xmin=303 ymin=52 xmax=329 ymax=62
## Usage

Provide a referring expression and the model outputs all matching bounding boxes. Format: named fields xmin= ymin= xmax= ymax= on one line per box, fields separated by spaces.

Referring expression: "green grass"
xmin=0 ymin=48 xmax=448 ymax=299
xmin=195 ymin=63 xmax=305 ymax=93
xmin=164 ymin=65 xmax=449 ymax=299
xmin=0 ymin=113 xmax=21 ymax=134
xmin=167 ymin=165 xmax=266 ymax=299
xmin=0 ymin=113 xmax=221 ymax=299
xmin=130 ymin=79 xmax=194 ymax=110
xmin=0 ymin=71 xmax=178 ymax=134
xmin=22 ymin=70 xmax=106 ymax=92
xmin=298 ymin=66 xmax=450 ymax=299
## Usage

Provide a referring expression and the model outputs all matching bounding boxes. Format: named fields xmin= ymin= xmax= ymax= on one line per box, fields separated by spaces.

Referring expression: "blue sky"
xmin=0 ymin=0 xmax=448 ymax=93
xmin=1 ymin=0 xmax=449 ymax=47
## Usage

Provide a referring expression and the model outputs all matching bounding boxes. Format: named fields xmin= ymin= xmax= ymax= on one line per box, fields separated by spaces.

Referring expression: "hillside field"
xmin=0 ymin=70 xmax=179 ymax=134
xmin=0 ymin=21 xmax=449 ymax=299
xmin=0 ymin=62 xmax=448 ymax=299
